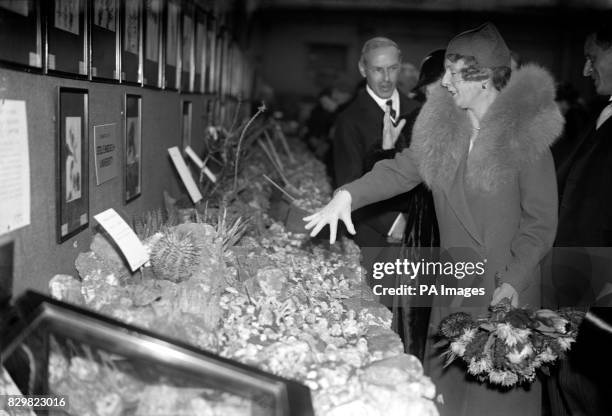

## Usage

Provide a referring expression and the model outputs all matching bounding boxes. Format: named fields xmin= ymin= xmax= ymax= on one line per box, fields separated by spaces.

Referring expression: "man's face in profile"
xmin=583 ymin=35 xmax=612 ymax=96
xmin=359 ymin=46 xmax=401 ymax=99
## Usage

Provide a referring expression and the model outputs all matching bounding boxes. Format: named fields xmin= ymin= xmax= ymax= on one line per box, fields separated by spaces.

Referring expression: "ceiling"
xmin=255 ymin=0 xmax=612 ymax=11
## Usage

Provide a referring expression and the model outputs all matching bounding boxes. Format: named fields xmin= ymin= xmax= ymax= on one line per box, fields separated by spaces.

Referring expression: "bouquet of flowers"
xmin=437 ymin=299 xmax=584 ymax=388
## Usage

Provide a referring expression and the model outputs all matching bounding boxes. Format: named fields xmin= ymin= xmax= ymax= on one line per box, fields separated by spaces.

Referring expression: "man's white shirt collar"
xmin=366 ymin=85 xmax=399 ymax=120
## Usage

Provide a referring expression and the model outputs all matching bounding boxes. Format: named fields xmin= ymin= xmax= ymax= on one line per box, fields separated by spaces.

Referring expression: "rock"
xmin=49 ymin=274 xmax=85 ymax=305
xmin=364 ymin=326 xmax=404 ymax=359
xmin=254 ymin=267 xmax=289 ymax=299
xmin=90 ymin=234 xmax=131 ymax=278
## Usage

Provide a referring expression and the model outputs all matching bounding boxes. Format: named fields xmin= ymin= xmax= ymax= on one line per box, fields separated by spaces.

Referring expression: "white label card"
xmin=48 ymin=53 xmax=56 ymax=70
xmin=94 ymin=208 xmax=149 ymax=272
xmin=168 ymin=146 xmax=203 ymax=203
xmin=184 ymin=145 xmax=216 ymax=183
xmin=0 ymin=100 xmax=31 ymax=236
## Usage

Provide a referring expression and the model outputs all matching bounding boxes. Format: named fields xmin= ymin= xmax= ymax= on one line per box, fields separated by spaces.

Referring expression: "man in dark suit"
xmin=333 ymin=37 xmax=418 ymax=253
xmin=548 ymin=25 xmax=612 ymax=416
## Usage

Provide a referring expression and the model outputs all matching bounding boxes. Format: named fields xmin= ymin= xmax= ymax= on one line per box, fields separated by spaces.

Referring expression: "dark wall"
xmin=253 ymin=8 xmax=609 ymax=109
xmin=1 ymin=67 xmax=210 ymax=296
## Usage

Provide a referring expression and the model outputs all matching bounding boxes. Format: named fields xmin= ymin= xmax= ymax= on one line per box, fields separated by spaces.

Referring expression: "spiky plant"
xmin=133 ymin=208 xmax=167 ymax=240
xmin=150 ymin=230 xmax=200 ymax=282
xmin=216 ymin=207 xmax=249 ymax=252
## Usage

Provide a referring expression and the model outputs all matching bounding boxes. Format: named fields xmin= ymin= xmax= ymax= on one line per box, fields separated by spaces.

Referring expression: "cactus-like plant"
xmin=150 ymin=230 xmax=200 ymax=282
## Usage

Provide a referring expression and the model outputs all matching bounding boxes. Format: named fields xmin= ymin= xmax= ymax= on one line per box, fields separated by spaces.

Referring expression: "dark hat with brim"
xmin=412 ymin=49 xmax=446 ymax=92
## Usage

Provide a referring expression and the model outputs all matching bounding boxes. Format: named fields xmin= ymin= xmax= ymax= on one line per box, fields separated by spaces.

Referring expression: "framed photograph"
xmin=143 ymin=0 xmax=162 ymax=87
xmin=124 ymin=94 xmax=142 ymax=202
xmin=57 ymin=87 xmax=89 ymax=243
xmin=46 ymin=0 xmax=88 ymax=76
xmin=164 ymin=0 xmax=180 ymax=90
xmin=213 ymin=29 xmax=224 ymax=95
xmin=204 ymin=15 xmax=216 ymax=93
xmin=121 ymin=0 xmax=142 ymax=84
xmin=180 ymin=0 xmax=194 ymax=92
xmin=0 ymin=0 xmax=42 ymax=70
xmin=181 ymin=100 xmax=192 ymax=151
xmin=91 ymin=0 xmax=119 ymax=81
xmin=194 ymin=8 xmax=206 ymax=93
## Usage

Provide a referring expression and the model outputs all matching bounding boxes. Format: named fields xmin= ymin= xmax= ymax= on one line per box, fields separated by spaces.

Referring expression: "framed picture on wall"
xmin=46 ymin=0 xmax=88 ymax=76
xmin=180 ymin=0 xmax=194 ymax=92
xmin=0 ymin=0 xmax=42 ymax=70
xmin=214 ymin=29 xmax=224 ymax=95
xmin=121 ymin=0 xmax=142 ymax=84
xmin=124 ymin=94 xmax=142 ymax=203
xmin=164 ymin=0 xmax=181 ymax=90
xmin=205 ymin=15 xmax=216 ymax=93
xmin=181 ymin=100 xmax=192 ymax=151
xmin=57 ymin=87 xmax=89 ymax=243
xmin=194 ymin=8 xmax=206 ymax=94
xmin=91 ymin=0 xmax=119 ymax=81
xmin=143 ymin=0 xmax=162 ymax=87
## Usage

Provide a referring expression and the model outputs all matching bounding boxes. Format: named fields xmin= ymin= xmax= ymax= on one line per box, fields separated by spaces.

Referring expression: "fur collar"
xmin=411 ymin=64 xmax=564 ymax=193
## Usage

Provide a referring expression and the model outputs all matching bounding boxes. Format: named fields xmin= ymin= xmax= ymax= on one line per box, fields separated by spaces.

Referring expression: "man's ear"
xmin=358 ymin=60 xmax=366 ymax=78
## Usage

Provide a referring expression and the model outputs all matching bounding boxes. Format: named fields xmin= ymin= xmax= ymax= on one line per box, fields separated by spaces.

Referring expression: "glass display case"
xmin=1 ymin=291 xmax=314 ymax=416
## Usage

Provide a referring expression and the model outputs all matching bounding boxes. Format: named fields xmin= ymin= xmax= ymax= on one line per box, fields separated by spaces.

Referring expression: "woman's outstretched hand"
xmin=303 ymin=189 xmax=356 ymax=244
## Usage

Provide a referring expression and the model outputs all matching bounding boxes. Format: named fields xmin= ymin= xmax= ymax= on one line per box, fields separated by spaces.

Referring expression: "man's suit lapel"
xmin=560 ymin=117 xmax=612 ymax=206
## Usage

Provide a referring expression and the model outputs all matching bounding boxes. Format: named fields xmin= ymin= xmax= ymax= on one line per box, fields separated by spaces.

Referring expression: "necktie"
xmin=596 ymin=102 xmax=612 ymax=130
xmin=385 ymin=99 xmax=397 ymax=120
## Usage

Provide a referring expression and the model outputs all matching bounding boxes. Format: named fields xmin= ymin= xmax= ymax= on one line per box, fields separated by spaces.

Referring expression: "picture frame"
xmin=204 ymin=14 xmax=216 ymax=93
xmin=124 ymin=94 xmax=142 ymax=203
xmin=143 ymin=0 xmax=163 ymax=87
xmin=164 ymin=0 xmax=181 ymax=90
xmin=90 ymin=0 xmax=120 ymax=81
xmin=57 ymin=87 xmax=89 ymax=243
xmin=0 ymin=236 xmax=14 ymax=308
xmin=0 ymin=0 xmax=42 ymax=70
xmin=180 ymin=100 xmax=192 ymax=152
xmin=194 ymin=8 xmax=207 ymax=94
xmin=121 ymin=0 xmax=142 ymax=84
xmin=180 ymin=0 xmax=194 ymax=92
xmin=46 ymin=0 xmax=88 ymax=76
xmin=214 ymin=29 xmax=224 ymax=95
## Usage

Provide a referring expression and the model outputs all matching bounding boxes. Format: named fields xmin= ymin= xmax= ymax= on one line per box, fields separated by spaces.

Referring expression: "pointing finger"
xmin=310 ymin=221 xmax=325 ymax=238
xmin=341 ymin=212 xmax=356 ymax=235
xmin=329 ymin=221 xmax=337 ymax=245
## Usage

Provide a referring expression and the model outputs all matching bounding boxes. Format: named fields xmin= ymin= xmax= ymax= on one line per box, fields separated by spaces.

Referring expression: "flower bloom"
xmin=506 ymin=344 xmax=534 ymax=364
xmin=496 ymin=323 xmax=530 ymax=347
xmin=468 ymin=357 xmax=492 ymax=375
xmin=557 ymin=337 xmax=575 ymax=351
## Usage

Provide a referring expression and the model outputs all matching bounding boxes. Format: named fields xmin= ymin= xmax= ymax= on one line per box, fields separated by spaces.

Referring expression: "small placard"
xmin=28 ymin=52 xmax=41 ymax=68
xmin=79 ymin=213 xmax=87 ymax=225
xmin=93 ymin=123 xmax=119 ymax=185
xmin=78 ymin=61 xmax=86 ymax=75
xmin=113 ymin=70 xmax=119 ymax=80
xmin=61 ymin=223 xmax=68 ymax=236
xmin=94 ymin=208 xmax=149 ymax=272
xmin=185 ymin=146 xmax=217 ymax=183
xmin=92 ymin=67 xmax=98 ymax=77
xmin=168 ymin=146 xmax=202 ymax=203
xmin=121 ymin=72 xmax=126 ymax=81
xmin=48 ymin=54 xmax=56 ymax=70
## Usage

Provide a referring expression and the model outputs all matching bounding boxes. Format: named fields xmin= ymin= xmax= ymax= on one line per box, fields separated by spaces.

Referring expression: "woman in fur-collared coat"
xmin=305 ymin=23 xmax=563 ymax=416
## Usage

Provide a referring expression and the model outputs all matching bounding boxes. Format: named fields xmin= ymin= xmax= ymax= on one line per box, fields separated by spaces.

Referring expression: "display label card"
xmin=94 ymin=208 xmax=149 ymax=271
xmin=93 ymin=123 xmax=119 ymax=185
xmin=48 ymin=53 xmax=56 ymax=70
xmin=168 ymin=146 xmax=203 ymax=203
xmin=184 ymin=145 xmax=216 ymax=183
xmin=0 ymin=100 xmax=30 ymax=236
